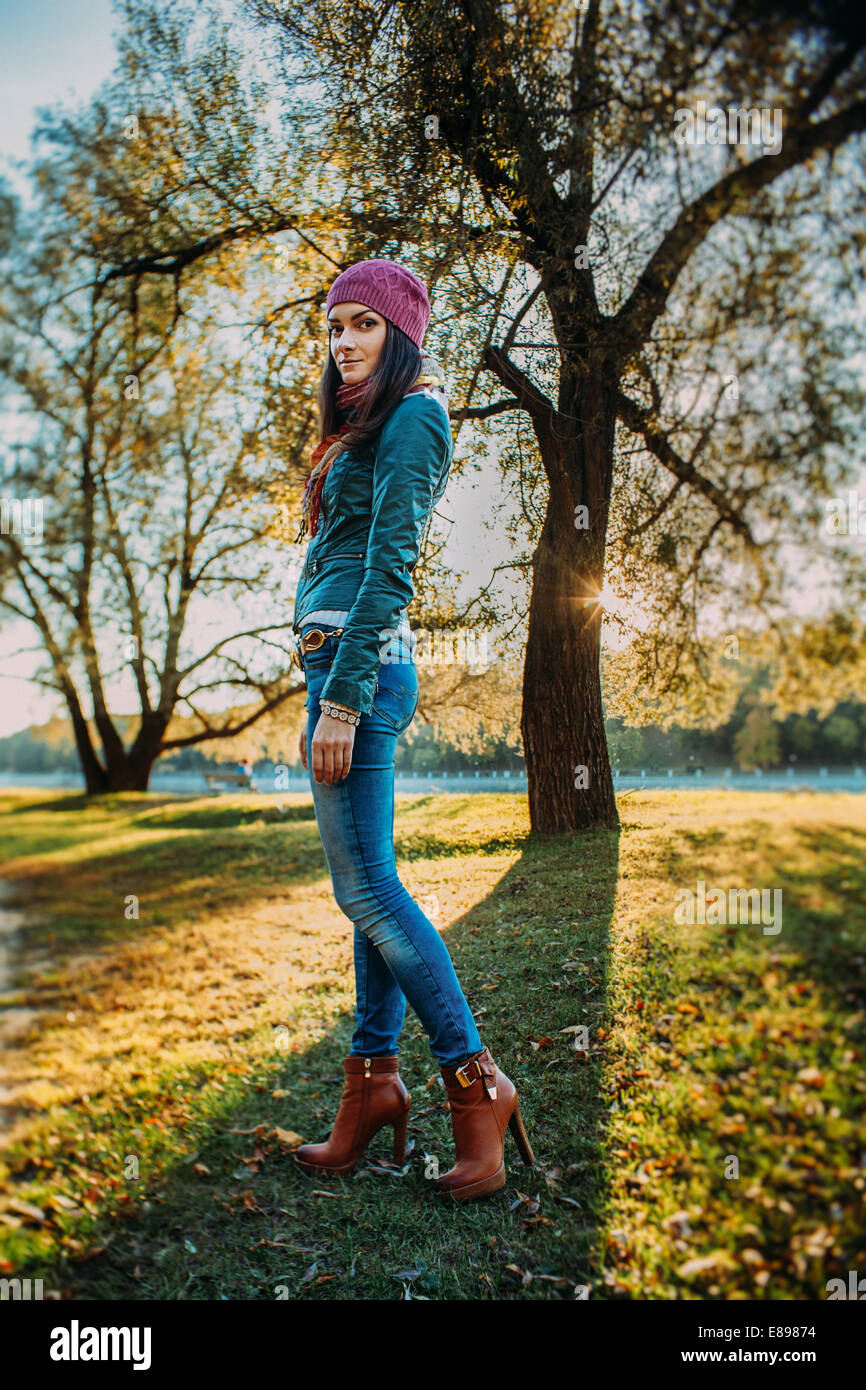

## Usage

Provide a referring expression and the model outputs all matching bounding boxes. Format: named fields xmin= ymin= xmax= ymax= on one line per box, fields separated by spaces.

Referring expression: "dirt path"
xmin=0 ymin=879 xmax=46 ymax=1140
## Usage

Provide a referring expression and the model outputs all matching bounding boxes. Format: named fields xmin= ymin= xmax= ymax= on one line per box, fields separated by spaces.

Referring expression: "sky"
xmin=0 ymin=0 xmax=541 ymax=740
xmin=0 ymin=1 xmax=120 ymax=733
xmin=0 ymin=0 xmax=119 ymax=194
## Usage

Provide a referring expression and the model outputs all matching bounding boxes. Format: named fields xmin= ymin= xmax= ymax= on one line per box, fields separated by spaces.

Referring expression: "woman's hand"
xmin=311 ymin=712 xmax=356 ymax=784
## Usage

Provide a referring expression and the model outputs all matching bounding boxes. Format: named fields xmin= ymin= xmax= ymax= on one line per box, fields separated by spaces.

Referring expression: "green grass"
xmin=0 ymin=787 xmax=863 ymax=1300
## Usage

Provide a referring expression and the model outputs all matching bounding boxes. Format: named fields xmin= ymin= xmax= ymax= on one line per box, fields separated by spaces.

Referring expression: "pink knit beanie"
xmin=325 ymin=258 xmax=430 ymax=348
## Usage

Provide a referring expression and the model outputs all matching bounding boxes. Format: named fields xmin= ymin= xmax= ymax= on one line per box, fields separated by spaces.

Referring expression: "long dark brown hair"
xmin=317 ymin=319 xmax=423 ymax=455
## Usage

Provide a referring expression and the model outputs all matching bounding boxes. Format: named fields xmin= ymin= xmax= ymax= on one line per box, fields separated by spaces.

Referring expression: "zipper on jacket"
xmin=308 ymin=549 xmax=365 ymax=575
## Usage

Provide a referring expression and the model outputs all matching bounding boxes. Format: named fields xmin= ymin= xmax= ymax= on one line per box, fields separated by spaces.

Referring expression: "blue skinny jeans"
xmin=298 ymin=624 xmax=483 ymax=1067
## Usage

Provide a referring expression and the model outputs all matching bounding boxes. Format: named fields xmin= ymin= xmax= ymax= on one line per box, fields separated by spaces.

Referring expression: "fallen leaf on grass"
xmin=192 ymin=1163 xmax=212 ymax=1177
xmin=739 ymin=1248 xmax=768 ymax=1269
xmin=509 ymin=1191 xmax=540 ymax=1215
xmin=716 ymin=1119 xmax=747 ymax=1136
xmin=678 ymin=1250 xmax=738 ymax=1278
xmin=796 ymin=1068 xmax=825 ymax=1088
xmin=238 ymin=1144 xmax=268 ymax=1172
xmin=662 ymin=1211 xmax=693 ymax=1237
xmin=297 ymin=1262 xmax=340 ymax=1286
xmin=269 ymin=1127 xmax=303 ymax=1147
xmin=47 ymin=1195 xmax=84 ymax=1215
xmin=5 ymin=1198 xmax=46 ymax=1224
xmin=225 ymin=1189 xmax=264 ymax=1213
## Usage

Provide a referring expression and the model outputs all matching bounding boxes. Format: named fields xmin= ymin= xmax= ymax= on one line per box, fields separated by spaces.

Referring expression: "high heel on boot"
xmin=507 ymin=1096 xmax=536 ymax=1166
xmin=434 ymin=1046 xmax=535 ymax=1202
xmin=294 ymin=1054 xmax=410 ymax=1177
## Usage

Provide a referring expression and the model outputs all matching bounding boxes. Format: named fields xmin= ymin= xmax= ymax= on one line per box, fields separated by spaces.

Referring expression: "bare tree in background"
xmin=0 ymin=221 xmax=307 ymax=791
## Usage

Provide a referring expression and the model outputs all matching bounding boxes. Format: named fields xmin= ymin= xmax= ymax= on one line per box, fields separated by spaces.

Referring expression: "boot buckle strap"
xmin=454 ymin=1059 xmax=480 ymax=1087
xmin=454 ymin=1056 xmax=497 ymax=1098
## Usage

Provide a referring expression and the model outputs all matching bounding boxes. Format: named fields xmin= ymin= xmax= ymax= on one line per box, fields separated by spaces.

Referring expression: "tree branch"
xmin=616 ymin=390 xmax=761 ymax=551
xmin=452 ymin=397 xmax=521 ymax=421
xmin=482 ymin=344 xmax=556 ymax=430
xmin=161 ymin=684 xmax=302 ymax=748
xmin=612 ymin=99 xmax=866 ymax=357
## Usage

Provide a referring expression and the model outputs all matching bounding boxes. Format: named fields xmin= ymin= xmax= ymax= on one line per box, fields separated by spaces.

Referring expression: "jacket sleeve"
xmin=318 ymin=392 xmax=452 ymax=714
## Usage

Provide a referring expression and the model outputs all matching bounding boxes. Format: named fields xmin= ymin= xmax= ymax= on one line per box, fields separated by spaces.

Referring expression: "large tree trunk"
xmin=522 ymin=542 xmax=618 ymax=831
xmin=520 ymin=358 xmax=620 ymax=832
xmin=100 ymin=715 xmax=168 ymax=791
xmin=100 ymin=749 xmax=161 ymax=792
xmin=67 ymin=695 xmax=165 ymax=793
xmin=67 ymin=699 xmax=111 ymax=794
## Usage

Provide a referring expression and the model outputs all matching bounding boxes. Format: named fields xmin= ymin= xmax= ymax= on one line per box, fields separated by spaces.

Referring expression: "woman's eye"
xmin=330 ymin=319 xmax=376 ymax=333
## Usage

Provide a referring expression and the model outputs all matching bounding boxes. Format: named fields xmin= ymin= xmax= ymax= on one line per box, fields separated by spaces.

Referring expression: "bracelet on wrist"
xmin=319 ymin=698 xmax=361 ymax=727
xmin=321 ymin=697 xmax=360 ymax=715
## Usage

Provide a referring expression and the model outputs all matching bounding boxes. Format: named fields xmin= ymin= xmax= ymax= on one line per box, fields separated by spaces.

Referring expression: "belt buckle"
xmin=454 ymin=1059 xmax=478 ymax=1088
xmin=301 ymin=628 xmax=328 ymax=653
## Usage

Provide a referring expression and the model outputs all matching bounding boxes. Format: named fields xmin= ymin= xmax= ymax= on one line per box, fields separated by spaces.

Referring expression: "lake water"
xmin=1 ymin=768 xmax=864 ymax=795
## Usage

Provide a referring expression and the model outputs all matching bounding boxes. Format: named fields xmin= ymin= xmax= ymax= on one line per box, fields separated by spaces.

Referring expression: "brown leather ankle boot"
xmin=434 ymin=1046 xmax=535 ymax=1201
xmin=294 ymin=1054 xmax=410 ymax=1177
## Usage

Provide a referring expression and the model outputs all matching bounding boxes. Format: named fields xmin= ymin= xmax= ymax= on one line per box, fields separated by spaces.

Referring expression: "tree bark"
xmin=66 ymin=694 xmax=111 ymax=794
xmin=520 ymin=353 xmax=620 ymax=832
xmin=522 ymin=548 xmax=618 ymax=831
xmin=66 ymin=696 xmax=168 ymax=793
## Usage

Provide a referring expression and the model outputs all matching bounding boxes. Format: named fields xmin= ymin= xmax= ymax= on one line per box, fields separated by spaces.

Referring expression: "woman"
xmin=290 ymin=258 xmax=534 ymax=1202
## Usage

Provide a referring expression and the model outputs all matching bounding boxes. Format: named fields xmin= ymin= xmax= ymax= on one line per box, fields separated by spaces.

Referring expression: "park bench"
xmin=203 ymin=770 xmax=254 ymax=794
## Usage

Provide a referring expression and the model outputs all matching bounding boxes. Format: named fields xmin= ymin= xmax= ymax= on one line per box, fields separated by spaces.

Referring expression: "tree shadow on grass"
xmin=763 ymin=823 xmax=866 ymax=1003
xmin=1 ymin=791 xmax=206 ymax=816
xmin=0 ymin=797 xmax=329 ymax=961
xmin=0 ymin=800 xmax=621 ymax=1301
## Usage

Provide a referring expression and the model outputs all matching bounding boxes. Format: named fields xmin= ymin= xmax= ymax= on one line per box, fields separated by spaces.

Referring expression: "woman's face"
xmin=327 ymin=301 xmax=387 ymax=383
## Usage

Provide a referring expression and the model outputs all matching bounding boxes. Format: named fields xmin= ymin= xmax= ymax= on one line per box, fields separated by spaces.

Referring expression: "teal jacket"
xmin=292 ymin=391 xmax=454 ymax=714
